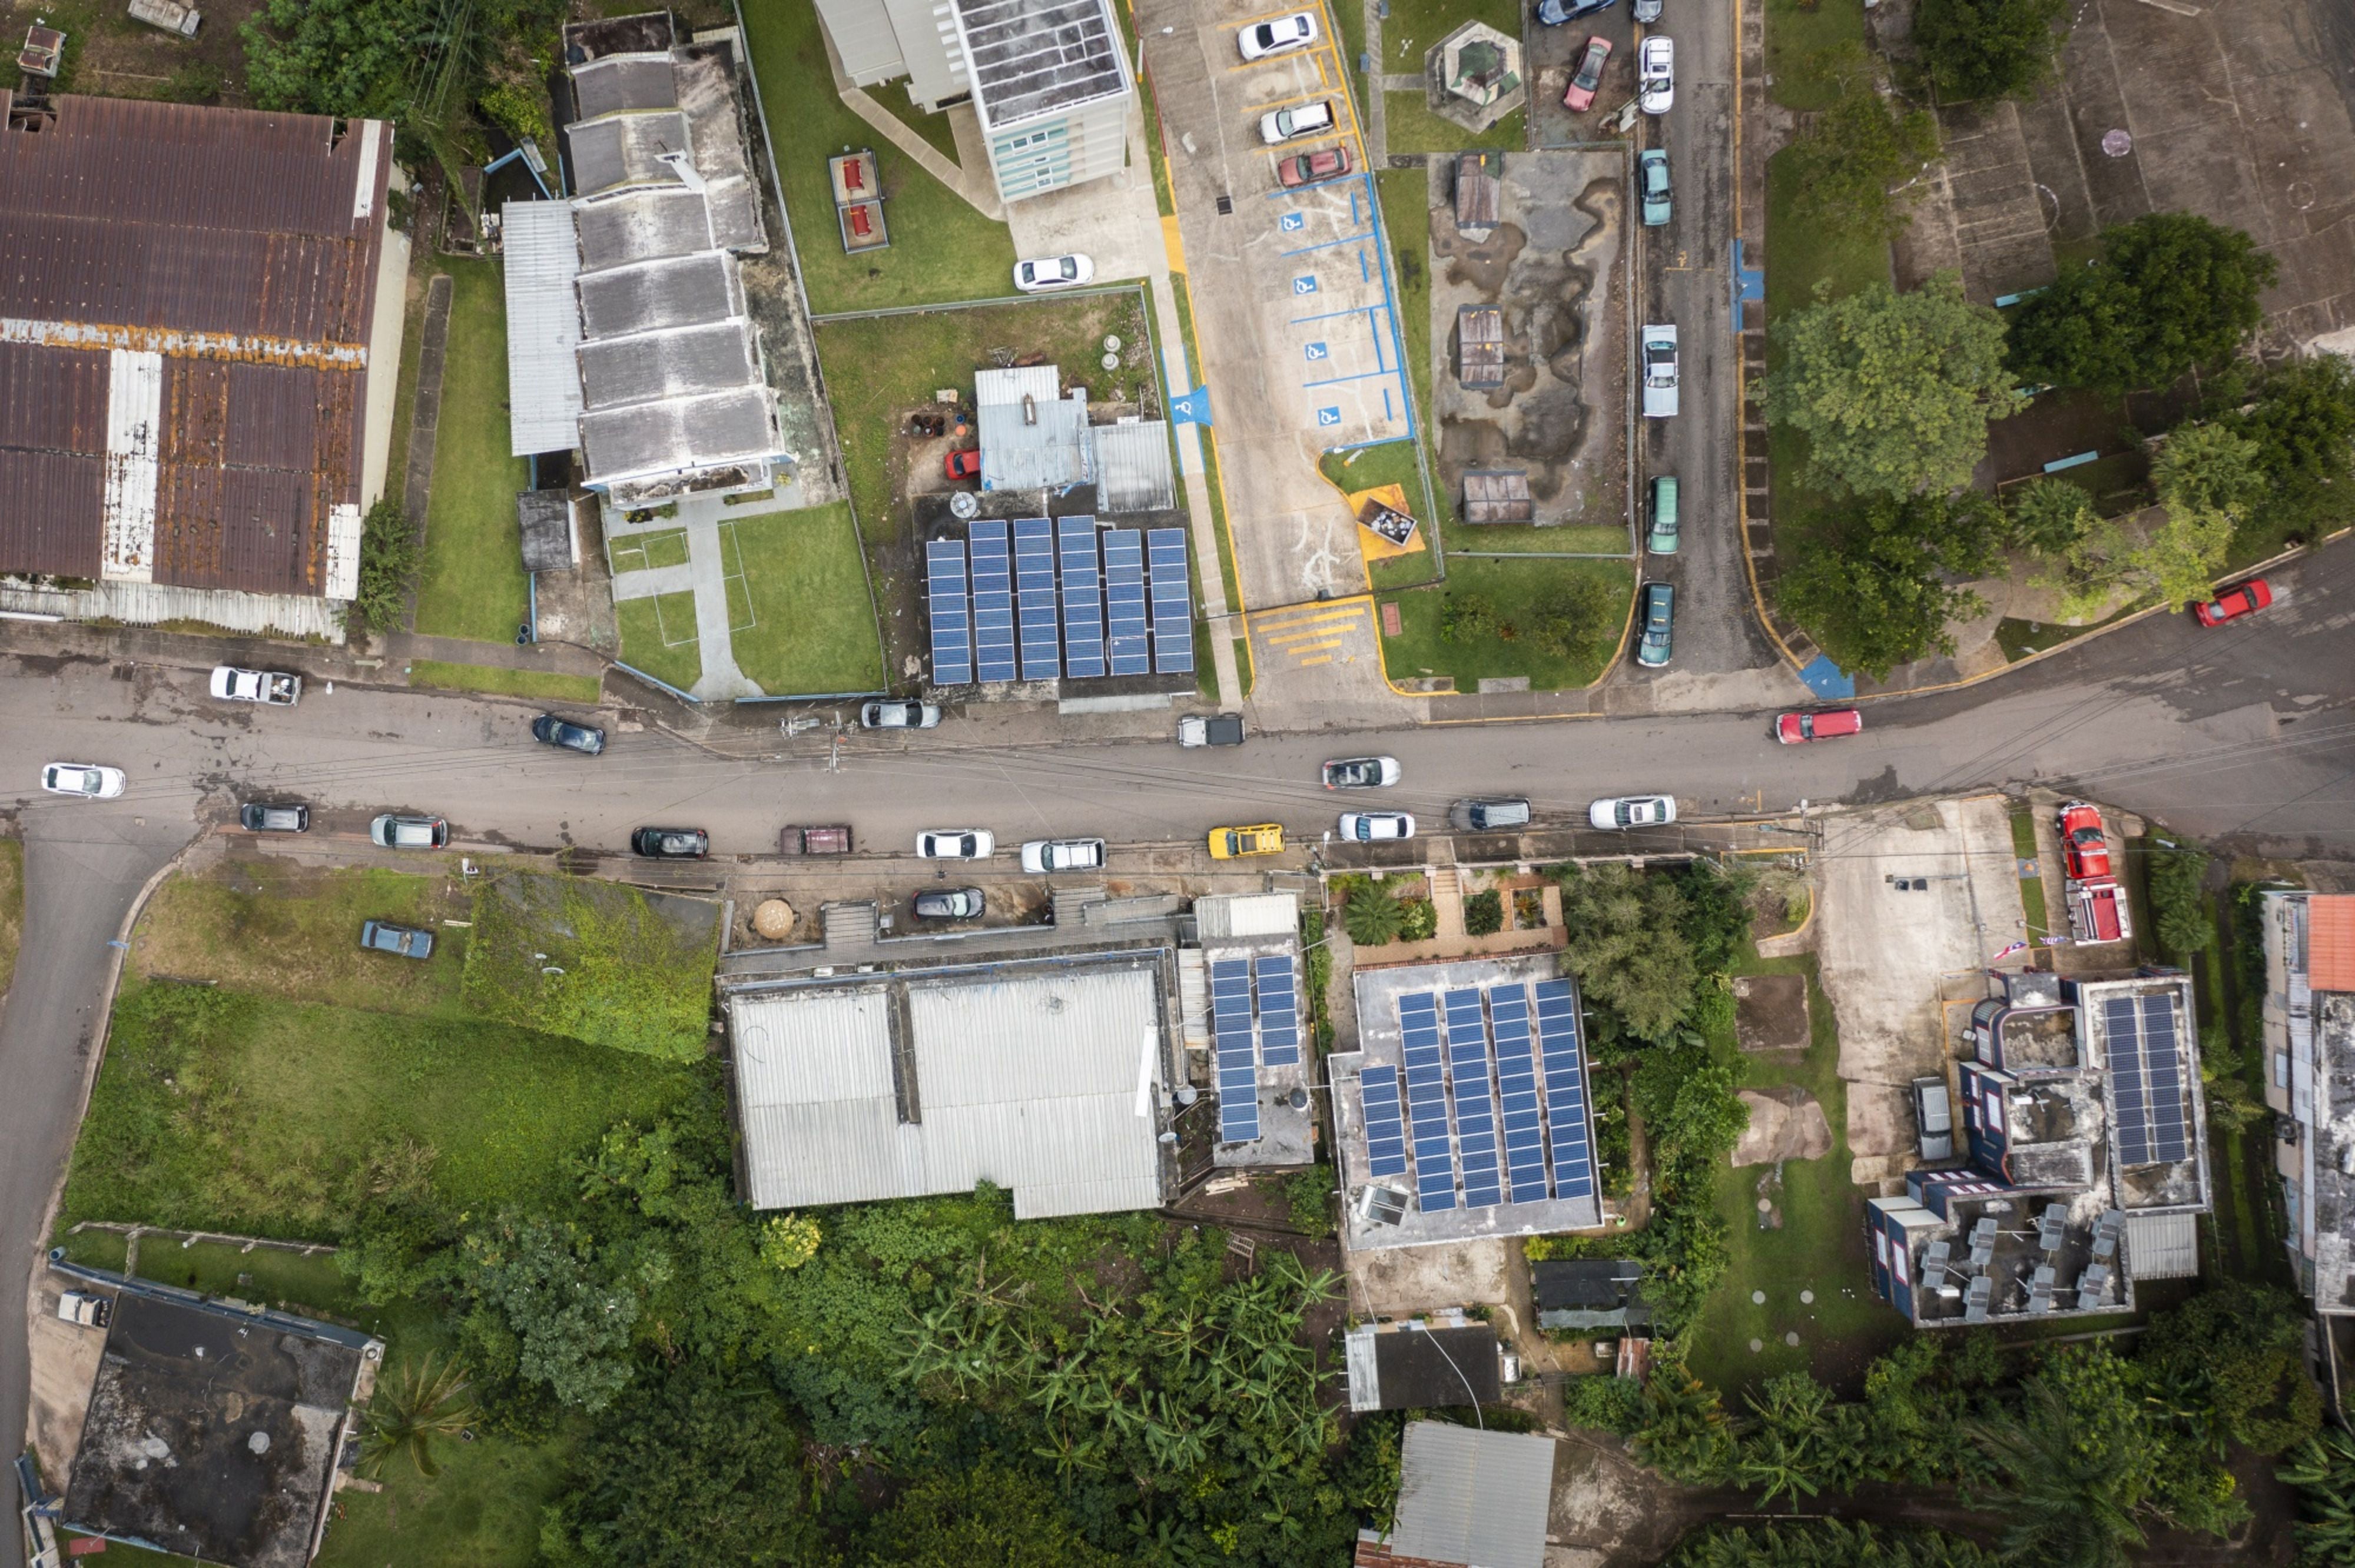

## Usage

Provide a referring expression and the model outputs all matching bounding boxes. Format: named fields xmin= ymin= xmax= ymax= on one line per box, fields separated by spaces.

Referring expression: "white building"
xmin=2260 ymin=890 xmax=2355 ymax=1313
xmin=814 ymin=0 xmax=1134 ymax=204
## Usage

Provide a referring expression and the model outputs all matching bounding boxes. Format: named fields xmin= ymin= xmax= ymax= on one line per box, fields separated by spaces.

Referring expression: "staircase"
xmin=1428 ymin=866 xmax=1466 ymax=938
xmin=821 ymin=901 xmax=878 ymax=951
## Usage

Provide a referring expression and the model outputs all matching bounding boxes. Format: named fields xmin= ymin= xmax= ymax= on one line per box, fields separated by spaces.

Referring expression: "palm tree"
xmin=1966 ymin=1381 xmax=2145 ymax=1568
xmin=2280 ymin=1426 xmax=2355 ymax=1566
xmin=359 ymin=1353 xmax=475 ymax=1481
xmin=1344 ymin=889 xmax=1404 ymax=946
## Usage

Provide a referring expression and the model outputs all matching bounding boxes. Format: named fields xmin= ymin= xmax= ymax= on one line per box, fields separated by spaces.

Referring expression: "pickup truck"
xmin=57 ymin=1291 xmax=112 ymax=1329
xmin=1178 ymin=713 xmax=1246 ymax=748
xmin=210 ymin=665 xmax=300 ymax=705
xmin=778 ymin=825 xmax=853 ymax=855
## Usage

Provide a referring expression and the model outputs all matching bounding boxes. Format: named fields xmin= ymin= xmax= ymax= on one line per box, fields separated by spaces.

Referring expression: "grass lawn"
xmin=866 ymin=79 xmax=963 ymax=164
xmin=319 ymin=1424 xmax=575 ymax=1568
xmin=0 ymin=833 xmax=19 ymax=998
xmin=1688 ymin=952 xmax=1909 ymax=1397
xmin=739 ymin=0 xmax=1019 ymax=313
xmin=1329 ymin=0 xmax=1371 ymax=130
xmin=413 ymin=261 xmax=530 ymax=644
xmin=2008 ymin=808 xmax=2050 ymax=939
xmin=1378 ymin=556 xmax=1631 ymax=690
xmin=611 ymin=529 xmax=691 ymax=573
xmin=1993 ymin=596 xmax=2148 ymax=661
xmin=1379 ymin=0 xmax=1522 ymax=68
xmin=131 ymin=866 xmax=473 ymax=1019
xmin=1762 ymin=0 xmax=1865 ymax=111
xmin=1451 ymin=525 xmax=1631 ymax=554
xmin=61 ymin=981 xmax=694 ymax=1241
xmin=409 ymin=660 xmax=605 ymax=705
xmin=615 ymin=592 xmax=704 ymax=694
xmin=1367 ymin=166 xmax=1450 ymax=589
xmin=727 ymin=503 xmax=885 ymax=695
xmin=1384 ymin=94 xmax=1524 ymax=154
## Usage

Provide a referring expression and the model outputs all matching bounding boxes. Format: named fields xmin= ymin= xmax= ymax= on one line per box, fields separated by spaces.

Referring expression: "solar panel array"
xmin=1058 ymin=516 xmax=1104 ymax=679
xmin=968 ymin=520 xmax=1016 ymax=682
xmin=1213 ymin=958 xmax=1258 ymax=1144
xmin=1014 ymin=517 xmax=1060 ymax=679
xmin=2107 ymin=992 xmax=2188 ymax=1167
xmin=1147 ymin=528 xmax=1193 ymax=675
xmin=1375 ymin=981 xmax=1597 ymax=1212
xmin=924 ymin=540 xmax=972 ymax=685
xmin=1103 ymin=529 xmax=1152 ymax=676
xmin=1255 ymin=954 xmax=1300 ymax=1066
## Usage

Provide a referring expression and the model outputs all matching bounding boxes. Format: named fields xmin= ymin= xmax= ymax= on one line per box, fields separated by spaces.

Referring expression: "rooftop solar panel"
xmin=1058 ymin=516 xmax=1105 ymax=679
xmin=968 ymin=521 xmax=1017 ymax=682
xmin=1102 ymin=529 xmax=1151 ymax=677
xmin=1147 ymin=527 xmax=1194 ymax=674
xmin=924 ymin=539 xmax=973 ymax=686
xmin=1444 ymin=989 xmax=1503 ymax=1208
xmin=1488 ymin=984 xmax=1550 ymax=1204
xmin=1534 ymin=979 xmax=1595 ymax=1200
xmin=1255 ymin=954 xmax=1301 ymax=1067
xmin=1397 ymin=992 xmax=1455 ymax=1209
xmin=1014 ymin=517 xmax=1060 ymax=679
xmin=1362 ymin=1063 xmax=1408 ymax=1178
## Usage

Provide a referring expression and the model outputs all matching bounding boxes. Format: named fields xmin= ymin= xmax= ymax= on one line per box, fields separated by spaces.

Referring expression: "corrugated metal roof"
xmin=954 ymin=0 xmax=1129 ymax=132
xmin=978 ymin=367 xmax=1091 ymax=491
xmin=1090 ymin=419 xmax=1175 ymax=513
xmin=729 ymin=964 xmax=1167 ymax=1218
xmin=2311 ymin=896 xmax=2355 ymax=994
xmin=1392 ymin=1423 xmax=1555 ymax=1568
xmin=814 ymin=0 xmax=913 ymax=85
xmin=575 ymin=188 xmax=713 ymax=271
xmin=502 ymin=201 xmax=584 ymax=457
xmin=1196 ymin=892 xmax=1301 ymax=940
xmin=572 ymin=55 xmax=680 ymax=119
xmin=2122 ymin=1210 xmax=2200 ymax=1280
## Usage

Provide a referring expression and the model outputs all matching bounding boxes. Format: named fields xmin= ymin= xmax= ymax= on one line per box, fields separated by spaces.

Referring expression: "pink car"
xmin=1564 ymin=35 xmax=1611 ymax=112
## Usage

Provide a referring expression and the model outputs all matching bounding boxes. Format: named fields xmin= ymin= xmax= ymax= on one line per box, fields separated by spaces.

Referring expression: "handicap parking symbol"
xmin=1316 ymin=406 xmax=1342 ymax=427
xmin=1292 ymin=275 xmax=1318 ymax=295
xmin=1304 ymin=341 xmax=1329 ymax=361
xmin=1280 ymin=212 xmax=1305 ymax=232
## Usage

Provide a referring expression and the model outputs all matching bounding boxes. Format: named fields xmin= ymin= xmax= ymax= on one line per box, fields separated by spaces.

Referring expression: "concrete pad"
xmin=1734 ymin=972 xmax=1809 ymax=1052
xmin=26 ymin=1265 xmax=108 ymax=1486
xmin=1730 ymin=1088 xmax=1833 ymax=1167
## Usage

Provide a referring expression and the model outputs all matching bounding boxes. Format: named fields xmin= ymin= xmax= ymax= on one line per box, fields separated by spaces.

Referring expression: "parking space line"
xmin=1278 ymin=229 xmax=1378 ymax=258
xmin=1298 ymin=654 xmax=1335 ymax=666
xmin=1302 ymin=368 xmax=1395 ymax=388
xmin=1289 ymin=303 xmax=1385 ymax=325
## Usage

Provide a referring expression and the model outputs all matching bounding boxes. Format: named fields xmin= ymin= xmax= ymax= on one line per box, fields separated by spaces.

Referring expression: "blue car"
xmin=360 ymin=920 xmax=434 ymax=961
xmin=1638 ymin=149 xmax=1672 ymax=226
xmin=1537 ymin=0 xmax=1617 ymax=21
xmin=1635 ymin=582 xmax=1674 ymax=667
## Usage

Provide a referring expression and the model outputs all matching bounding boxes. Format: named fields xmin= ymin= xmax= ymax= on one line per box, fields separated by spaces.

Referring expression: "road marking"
xmin=1280 ymin=638 xmax=1349 ymax=657
xmin=1298 ymin=654 xmax=1336 ymax=666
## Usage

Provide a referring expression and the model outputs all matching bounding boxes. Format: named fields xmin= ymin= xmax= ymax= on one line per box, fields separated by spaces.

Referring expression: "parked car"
xmin=1453 ymin=798 xmax=1532 ymax=832
xmin=1634 ymin=581 xmax=1674 ymax=667
xmin=1646 ymin=474 xmax=1679 ymax=554
xmin=944 ymin=448 xmax=981 ymax=481
xmin=861 ymin=699 xmax=941 ymax=729
xmin=1259 ymin=99 xmax=1336 ymax=145
xmin=1322 ymin=755 xmax=1402 ymax=789
xmin=42 ymin=762 xmax=125 ymax=799
xmin=2058 ymin=800 xmax=2112 ymax=880
xmin=1562 ymin=35 xmax=1611 ymax=112
xmin=360 ymin=920 xmax=434 ymax=961
xmin=370 ymin=813 xmax=448 ymax=849
xmin=1338 ymin=811 xmax=1416 ymax=842
xmin=1912 ymin=1075 xmax=1954 ymax=1161
xmin=1776 ymin=709 xmax=1863 ymax=745
xmin=1238 ymin=9 xmax=1317 ymax=59
xmin=1535 ymin=0 xmax=1617 ymax=23
xmin=2192 ymin=577 xmax=2272 ymax=626
xmin=1588 ymin=794 xmax=1676 ymax=829
xmin=240 ymin=802 xmax=310 ymax=833
xmin=208 ymin=665 xmax=300 ymax=705
xmin=531 ymin=713 xmax=606 ymax=755
xmin=1278 ymin=145 xmax=1352 ymax=188
xmin=917 ymin=828 xmax=994 ymax=860
xmin=1022 ymin=837 xmax=1107 ymax=873
xmin=1178 ymin=712 xmax=1246 ymax=747
xmin=1641 ymin=324 xmax=1679 ymax=417
xmin=1014 ymin=254 xmax=1094 ymax=294
xmin=913 ymin=887 xmax=986 ymax=921
xmin=778 ymin=824 xmax=853 ymax=855
xmin=1634 ymin=0 xmax=1663 ymax=20
xmin=630 ymin=826 xmax=709 ymax=859
xmin=1209 ymin=823 xmax=1286 ymax=859
xmin=1637 ymin=35 xmax=1674 ymax=113
xmin=1637 ymin=148 xmax=1672 ymax=225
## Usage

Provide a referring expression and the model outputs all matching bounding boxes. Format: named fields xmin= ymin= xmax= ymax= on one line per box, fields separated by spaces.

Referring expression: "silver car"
xmin=1021 ymin=837 xmax=1106 ymax=873
xmin=369 ymin=813 xmax=449 ymax=849
xmin=861 ymin=700 xmax=941 ymax=729
xmin=1587 ymin=795 xmax=1677 ymax=830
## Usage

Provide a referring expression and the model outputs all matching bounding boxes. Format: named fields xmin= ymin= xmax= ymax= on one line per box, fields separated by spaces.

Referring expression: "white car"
xmin=1588 ymin=795 xmax=1677 ymax=830
xmin=1641 ymin=324 xmax=1679 ymax=418
xmin=42 ymin=763 xmax=126 ymax=799
xmin=1258 ymin=99 xmax=1336 ymax=145
xmin=1238 ymin=10 xmax=1317 ymax=60
xmin=1638 ymin=36 xmax=1674 ymax=114
xmin=208 ymin=665 xmax=300 ymax=705
xmin=1013 ymin=254 xmax=1094 ymax=294
xmin=1022 ymin=837 xmax=1107 ymax=873
xmin=917 ymin=828 xmax=995 ymax=860
xmin=1338 ymin=812 xmax=1416 ymax=843
xmin=861 ymin=700 xmax=940 ymax=729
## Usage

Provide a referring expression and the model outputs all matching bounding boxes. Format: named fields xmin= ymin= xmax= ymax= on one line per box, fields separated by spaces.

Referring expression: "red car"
xmin=1278 ymin=145 xmax=1352 ymax=188
xmin=1563 ymin=36 xmax=1611 ymax=112
xmin=944 ymin=449 xmax=981 ymax=481
xmin=2057 ymin=800 xmax=2111 ymax=881
xmin=1775 ymin=709 xmax=1863 ymax=745
xmin=2192 ymin=577 xmax=2271 ymax=627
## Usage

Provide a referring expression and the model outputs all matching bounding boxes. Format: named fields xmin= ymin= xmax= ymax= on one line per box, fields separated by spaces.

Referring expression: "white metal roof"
xmin=1391 ymin=1422 xmax=1556 ymax=1568
xmin=502 ymin=201 xmax=585 ymax=457
xmin=1090 ymin=419 xmax=1176 ymax=513
xmin=977 ymin=366 xmax=1092 ymax=491
xmin=1196 ymin=892 xmax=1299 ymax=940
xmin=2122 ymin=1210 xmax=2200 ymax=1280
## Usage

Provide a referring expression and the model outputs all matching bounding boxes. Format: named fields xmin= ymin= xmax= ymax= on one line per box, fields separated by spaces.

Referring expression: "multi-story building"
xmin=2257 ymin=890 xmax=2355 ymax=1313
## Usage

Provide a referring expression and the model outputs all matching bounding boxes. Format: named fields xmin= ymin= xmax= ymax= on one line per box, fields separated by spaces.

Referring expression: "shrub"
xmin=1528 ymin=574 xmax=1621 ymax=657
xmin=347 ymin=495 xmax=420 ymax=635
xmin=1286 ymin=1166 xmax=1336 ymax=1238
xmin=1915 ymin=0 xmax=2069 ymax=102
xmin=1780 ymin=48 xmax=1943 ymax=238
xmin=1464 ymin=889 xmax=1505 ymax=936
xmin=1440 ymin=592 xmax=1497 ymax=642
xmin=1398 ymin=898 xmax=1438 ymax=943
xmin=1344 ymin=888 xmax=1404 ymax=946
xmin=2148 ymin=841 xmax=2213 ymax=955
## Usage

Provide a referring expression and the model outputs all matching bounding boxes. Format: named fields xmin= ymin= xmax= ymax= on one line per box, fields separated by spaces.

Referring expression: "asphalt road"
xmin=5 ymin=543 xmax=2354 ymax=1540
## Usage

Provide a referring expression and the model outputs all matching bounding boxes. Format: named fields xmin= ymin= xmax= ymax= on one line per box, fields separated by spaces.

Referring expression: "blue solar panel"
xmin=968 ymin=521 xmax=1017 ymax=682
xmin=1058 ymin=516 xmax=1104 ymax=679
xmin=1444 ymin=989 xmax=1503 ymax=1208
xmin=1147 ymin=527 xmax=1194 ymax=674
xmin=1102 ymin=529 xmax=1150 ymax=676
xmin=1488 ymin=984 xmax=1550 ymax=1204
xmin=924 ymin=540 xmax=972 ymax=686
xmin=1014 ymin=517 xmax=1060 ymax=679
xmin=1213 ymin=957 xmax=1258 ymax=1142
xmin=1397 ymin=993 xmax=1455 ymax=1210
xmin=1361 ymin=1063 xmax=1408 ymax=1178
xmin=1255 ymin=954 xmax=1300 ymax=1067
xmin=1534 ymin=979 xmax=1594 ymax=1200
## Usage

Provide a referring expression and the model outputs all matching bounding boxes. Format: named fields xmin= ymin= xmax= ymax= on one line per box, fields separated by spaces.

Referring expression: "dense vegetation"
xmin=1913 ymin=0 xmax=2070 ymax=103
xmin=2006 ymin=213 xmax=2278 ymax=396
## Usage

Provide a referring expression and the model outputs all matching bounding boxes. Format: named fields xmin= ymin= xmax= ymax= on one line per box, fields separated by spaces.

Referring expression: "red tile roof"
xmin=2311 ymin=896 xmax=2355 ymax=994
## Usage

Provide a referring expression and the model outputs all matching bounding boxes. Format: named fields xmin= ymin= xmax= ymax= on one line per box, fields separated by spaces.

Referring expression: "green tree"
xmin=241 ymin=0 xmax=437 ymax=117
xmin=1968 ymin=1376 xmax=2147 ymax=1568
xmin=2141 ymin=1281 xmax=2321 ymax=1456
xmin=1664 ymin=1519 xmax=2002 ymax=1567
xmin=2127 ymin=504 xmax=2237 ymax=611
xmin=1463 ymin=889 xmax=1505 ymax=936
xmin=2153 ymin=421 xmax=2267 ymax=519
xmin=1344 ymin=888 xmax=1405 ymax=946
xmin=1555 ymin=864 xmax=1698 ymax=1040
xmin=1529 ymin=573 xmax=1621 ymax=658
xmin=346 ymin=495 xmax=420 ymax=637
xmin=453 ymin=1213 xmax=640 ymax=1414
xmin=860 ymin=1463 xmax=1121 ymax=1568
xmin=1781 ymin=47 xmax=1944 ymax=237
xmin=2147 ymin=840 xmax=2212 ymax=955
xmin=1777 ymin=523 xmax=1983 ymax=682
xmin=1765 ymin=274 xmax=2024 ymax=497
xmin=2008 ymin=213 xmax=2278 ymax=394
xmin=2280 ymin=1425 xmax=2355 ymax=1567
xmin=357 ymin=1353 xmax=476 ymax=1480
xmin=2225 ymin=355 xmax=2355 ymax=527
xmin=1915 ymin=0 xmax=2069 ymax=101
xmin=2007 ymin=477 xmax=2097 ymax=556
xmin=1630 ymin=1341 xmax=1738 ymax=1483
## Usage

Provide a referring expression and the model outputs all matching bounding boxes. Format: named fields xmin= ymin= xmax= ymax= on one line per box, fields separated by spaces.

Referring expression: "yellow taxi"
xmin=1208 ymin=823 xmax=1285 ymax=859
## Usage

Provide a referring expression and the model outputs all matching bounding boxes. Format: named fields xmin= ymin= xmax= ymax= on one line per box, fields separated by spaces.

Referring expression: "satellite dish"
xmin=949 ymin=490 xmax=980 ymax=519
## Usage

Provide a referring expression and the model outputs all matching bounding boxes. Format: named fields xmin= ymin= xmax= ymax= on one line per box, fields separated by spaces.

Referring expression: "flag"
xmin=1993 ymin=941 xmax=2028 ymax=961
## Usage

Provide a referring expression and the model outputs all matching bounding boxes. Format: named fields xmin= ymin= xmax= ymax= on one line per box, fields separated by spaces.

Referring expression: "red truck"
xmin=778 ymin=825 xmax=853 ymax=855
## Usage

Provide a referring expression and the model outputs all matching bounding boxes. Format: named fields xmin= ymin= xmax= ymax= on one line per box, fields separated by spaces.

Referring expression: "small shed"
xmin=1454 ymin=152 xmax=1500 ymax=238
xmin=1455 ymin=305 xmax=1504 ymax=389
xmin=1089 ymin=419 xmax=1176 ymax=513
xmin=977 ymin=364 xmax=1093 ymax=491
xmin=516 ymin=490 xmax=578 ymax=573
xmin=1531 ymin=1258 xmax=1653 ymax=1331
xmin=1365 ymin=1421 xmax=1555 ymax=1568
xmin=1343 ymin=1322 xmax=1502 ymax=1412
xmin=1461 ymin=469 xmax=1533 ymax=523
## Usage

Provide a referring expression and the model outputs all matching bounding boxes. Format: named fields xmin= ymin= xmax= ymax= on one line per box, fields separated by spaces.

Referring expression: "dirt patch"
xmin=21 ymin=0 xmax=267 ymax=110
xmin=1733 ymin=973 xmax=1809 ymax=1052
xmin=1344 ymin=1235 xmax=1514 ymax=1321
xmin=1730 ymin=1088 xmax=1833 ymax=1168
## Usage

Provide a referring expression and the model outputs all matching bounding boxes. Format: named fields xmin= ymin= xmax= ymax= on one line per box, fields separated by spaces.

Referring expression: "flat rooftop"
xmin=954 ymin=0 xmax=1129 ymax=129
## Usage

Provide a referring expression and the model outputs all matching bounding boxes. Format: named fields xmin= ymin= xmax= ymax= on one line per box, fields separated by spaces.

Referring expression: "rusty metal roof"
xmin=0 ymin=94 xmax=390 ymax=597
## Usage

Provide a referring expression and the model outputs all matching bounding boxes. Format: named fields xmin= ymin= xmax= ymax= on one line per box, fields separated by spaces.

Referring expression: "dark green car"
xmin=1636 ymin=582 xmax=1674 ymax=667
xmin=1647 ymin=476 xmax=1679 ymax=555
